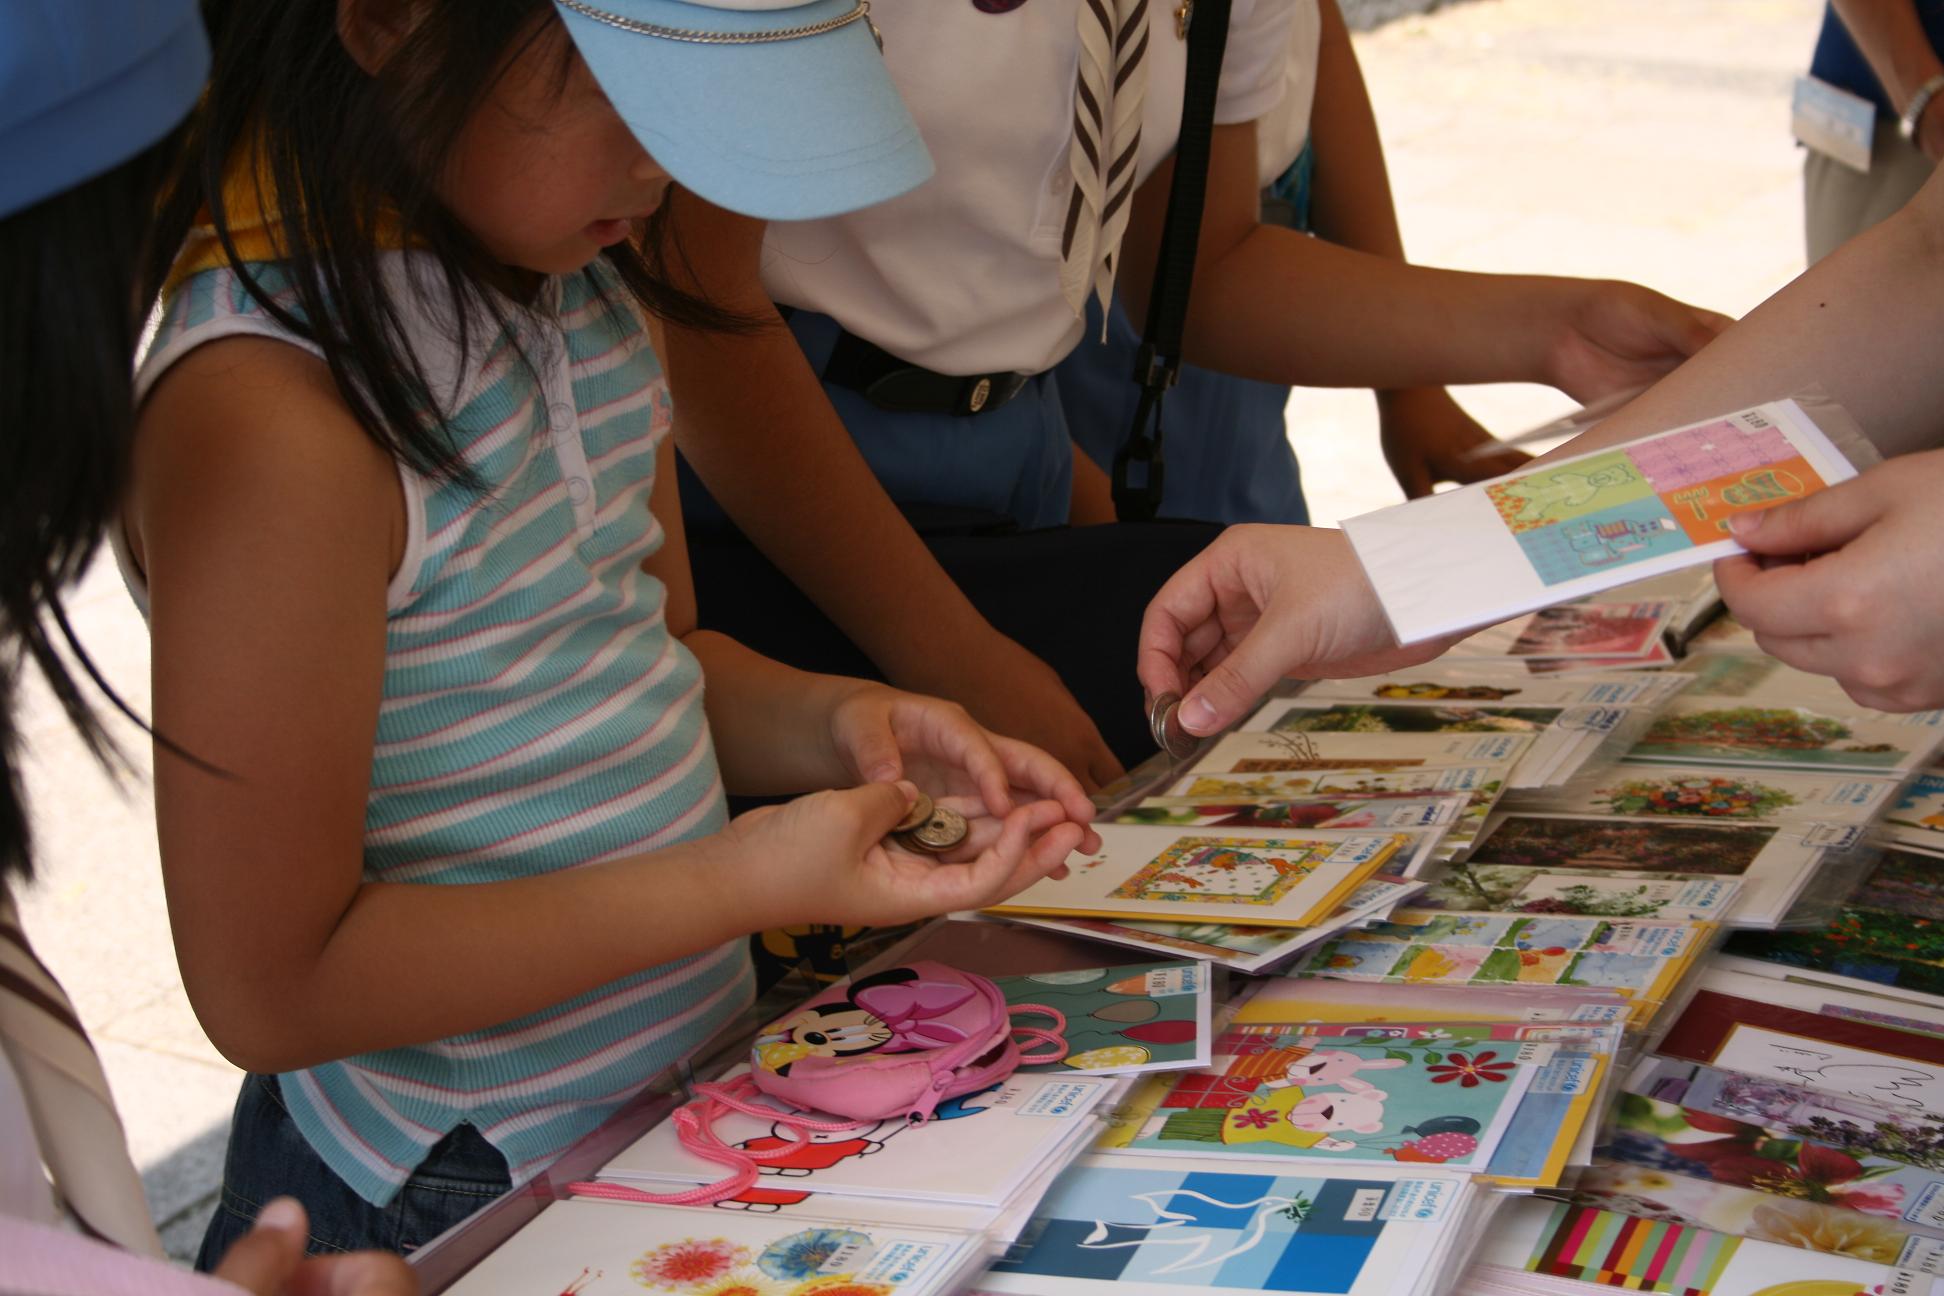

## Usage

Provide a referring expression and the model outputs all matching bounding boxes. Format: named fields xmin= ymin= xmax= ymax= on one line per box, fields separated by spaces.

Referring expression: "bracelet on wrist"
xmin=1899 ymin=72 xmax=1944 ymax=144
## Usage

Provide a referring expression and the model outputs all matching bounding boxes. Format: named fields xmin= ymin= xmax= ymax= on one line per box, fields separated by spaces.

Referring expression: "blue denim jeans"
xmin=194 ymin=1073 xmax=512 ymax=1266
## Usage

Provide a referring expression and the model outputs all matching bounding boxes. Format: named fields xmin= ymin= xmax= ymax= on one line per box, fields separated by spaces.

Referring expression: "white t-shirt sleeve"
xmin=1215 ymin=0 xmax=1301 ymax=125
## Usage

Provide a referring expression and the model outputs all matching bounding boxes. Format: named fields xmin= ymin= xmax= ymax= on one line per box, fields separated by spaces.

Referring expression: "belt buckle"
xmin=959 ymin=371 xmax=1028 ymax=417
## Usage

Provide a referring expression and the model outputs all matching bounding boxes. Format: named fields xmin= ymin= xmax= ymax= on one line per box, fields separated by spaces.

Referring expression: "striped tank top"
xmin=127 ymin=255 xmax=755 ymax=1206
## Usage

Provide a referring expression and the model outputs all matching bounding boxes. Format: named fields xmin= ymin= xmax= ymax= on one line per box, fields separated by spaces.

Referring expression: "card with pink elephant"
xmin=1095 ymin=1026 xmax=1538 ymax=1172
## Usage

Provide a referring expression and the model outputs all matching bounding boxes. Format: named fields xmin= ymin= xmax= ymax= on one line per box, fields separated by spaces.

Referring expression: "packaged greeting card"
xmin=1344 ymin=399 xmax=1876 ymax=644
xmin=979 ymin=1155 xmax=1486 ymax=1296
xmin=992 ymin=962 xmax=1213 ymax=1077
xmin=983 ymin=826 xmax=1419 ymax=928
xmin=442 ymin=1199 xmax=986 ymax=1296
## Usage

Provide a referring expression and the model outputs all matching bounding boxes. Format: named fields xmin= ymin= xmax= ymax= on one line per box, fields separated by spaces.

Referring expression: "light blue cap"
xmin=554 ymin=0 xmax=933 ymax=221
xmin=0 ymin=0 xmax=209 ymax=219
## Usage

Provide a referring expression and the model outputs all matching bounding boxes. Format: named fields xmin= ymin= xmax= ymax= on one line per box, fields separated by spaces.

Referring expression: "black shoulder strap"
xmin=1111 ymin=0 xmax=1234 ymax=523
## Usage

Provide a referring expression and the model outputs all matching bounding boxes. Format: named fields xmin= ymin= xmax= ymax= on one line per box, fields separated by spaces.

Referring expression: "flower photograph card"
xmin=1600 ymin=1093 xmax=1944 ymax=1238
xmin=1459 ymin=812 xmax=1828 ymax=927
xmin=442 ymin=1199 xmax=983 ymax=1296
xmin=1627 ymin=697 xmax=1944 ymax=776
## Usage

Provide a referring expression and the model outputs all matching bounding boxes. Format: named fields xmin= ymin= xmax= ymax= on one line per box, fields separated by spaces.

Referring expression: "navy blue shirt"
xmin=1810 ymin=1 xmax=1944 ymax=119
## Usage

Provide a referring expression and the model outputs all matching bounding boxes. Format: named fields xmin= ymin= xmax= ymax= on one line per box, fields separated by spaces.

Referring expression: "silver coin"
xmin=1150 ymin=692 xmax=1200 ymax=760
xmin=892 ymin=791 xmax=934 ymax=835
xmin=904 ymin=805 xmax=969 ymax=853
xmin=1148 ymin=692 xmax=1178 ymax=750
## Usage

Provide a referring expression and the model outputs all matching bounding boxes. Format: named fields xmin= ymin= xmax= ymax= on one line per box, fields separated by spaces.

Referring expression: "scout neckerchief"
xmin=1060 ymin=0 xmax=1151 ymax=323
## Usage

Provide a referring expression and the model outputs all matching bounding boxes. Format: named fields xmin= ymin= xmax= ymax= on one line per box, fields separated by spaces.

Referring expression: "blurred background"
xmin=14 ymin=0 xmax=1828 ymax=1259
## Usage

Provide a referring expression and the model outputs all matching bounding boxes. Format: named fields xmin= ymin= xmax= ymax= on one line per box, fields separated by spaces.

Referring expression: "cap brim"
xmin=557 ymin=0 xmax=933 ymax=221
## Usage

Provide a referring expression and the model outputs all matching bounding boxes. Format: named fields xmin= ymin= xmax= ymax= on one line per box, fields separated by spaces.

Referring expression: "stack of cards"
xmin=1285 ymin=910 xmax=1715 ymax=1028
xmin=1238 ymin=666 xmax=1691 ymax=792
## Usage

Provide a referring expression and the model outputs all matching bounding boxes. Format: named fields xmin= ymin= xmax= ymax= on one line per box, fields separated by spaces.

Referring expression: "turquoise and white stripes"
xmin=134 ymin=256 xmax=754 ymax=1206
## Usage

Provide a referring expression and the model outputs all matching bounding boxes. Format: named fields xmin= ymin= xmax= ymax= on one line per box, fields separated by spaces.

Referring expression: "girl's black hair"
xmin=1 ymin=130 xmax=191 ymax=885
xmin=150 ymin=0 xmax=751 ymax=488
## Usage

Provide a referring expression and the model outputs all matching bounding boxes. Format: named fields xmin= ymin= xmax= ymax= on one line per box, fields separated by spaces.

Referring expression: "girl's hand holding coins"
xmin=721 ymin=780 xmax=1084 ymax=930
xmin=825 ymin=683 xmax=1098 ymax=849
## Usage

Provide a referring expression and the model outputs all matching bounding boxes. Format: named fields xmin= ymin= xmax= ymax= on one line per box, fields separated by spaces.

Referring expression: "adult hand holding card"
xmin=1342 ymin=399 xmax=1877 ymax=645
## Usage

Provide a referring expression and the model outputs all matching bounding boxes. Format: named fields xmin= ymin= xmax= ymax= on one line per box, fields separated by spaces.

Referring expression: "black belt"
xmin=821 ymin=326 xmax=1033 ymax=418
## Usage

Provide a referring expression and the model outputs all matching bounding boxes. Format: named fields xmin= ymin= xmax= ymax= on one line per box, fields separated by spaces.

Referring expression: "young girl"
xmin=124 ymin=0 xmax=1096 ymax=1263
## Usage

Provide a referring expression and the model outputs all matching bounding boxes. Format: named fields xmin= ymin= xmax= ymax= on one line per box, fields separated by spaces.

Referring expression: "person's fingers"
xmin=1176 ymin=622 xmax=1291 ymax=736
xmin=1727 ymin=478 xmax=1885 ymax=557
xmin=991 ymin=734 xmax=1094 ymax=831
xmin=926 ymin=801 xmax=1065 ymax=908
xmin=842 ymin=710 xmax=905 ymax=786
xmin=1714 ymin=553 xmax=1841 ymax=639
xmin=1176 ymin=617 xmax=1231 ymax=679
xmin=1137 ymin=554 xmax=1228 ymax=702
xmin=839 ymin=779 xmax=921 ymax=844
xmin=1748 ymin=627 xmax=1845 ymax=679
xmin=914 ymin=702 xmax=1015 ymax=818
xmin=1393 ymin=456 xmax=1434 ymax=500
xmin=211 ymin=1197 xmax=309 ymax=1296
xmin=286 ymin=1253 xmax=421 ymax=1296
xmin=1447 ymin=445 xmax=1531 ymax=485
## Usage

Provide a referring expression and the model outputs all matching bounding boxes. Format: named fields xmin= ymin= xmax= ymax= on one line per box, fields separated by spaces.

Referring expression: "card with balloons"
xmin=994 ymin=961 xmax=1214 ymax=1077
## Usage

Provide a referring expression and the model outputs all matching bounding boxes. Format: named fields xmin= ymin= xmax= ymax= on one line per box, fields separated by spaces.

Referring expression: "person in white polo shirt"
xmin=659 ymin=0 xmax=1729 ymax=788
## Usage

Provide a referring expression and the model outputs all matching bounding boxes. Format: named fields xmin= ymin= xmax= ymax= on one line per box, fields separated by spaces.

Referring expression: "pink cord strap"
xmin=564 ymin=1075 xmax=867 ymax=1208
xmin=1007 ymin=1003 xmax=1069 ymax=1064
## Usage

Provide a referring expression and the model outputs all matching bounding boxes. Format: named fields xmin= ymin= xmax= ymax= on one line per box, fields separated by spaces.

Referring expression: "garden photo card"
xmin=1516 ymin=762 xmax=1901 ymax=831
xmin=1627 ymin=696 xmax=1944 ymax=776
xmin=983 ymin=826 xmax=1416 ymax=928
xmin=1719 ymin=842 xmax=1944 ymax=1007
xmin=1459 ymin=812 xmax=1828 ymax=928
xmin=1413 ymin=861 xmax=1743 ymax=922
